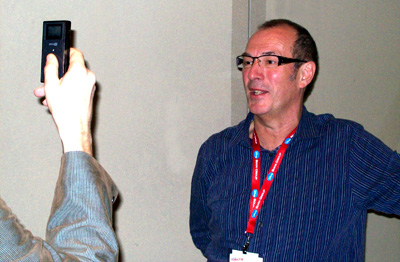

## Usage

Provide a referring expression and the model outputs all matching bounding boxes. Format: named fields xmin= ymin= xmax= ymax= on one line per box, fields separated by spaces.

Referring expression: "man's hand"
xmin=34 ymin=48 xmax=96 ymax=155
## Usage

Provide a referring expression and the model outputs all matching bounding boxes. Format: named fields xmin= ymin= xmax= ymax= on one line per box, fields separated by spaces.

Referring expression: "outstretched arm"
xmin=0 ymin=48 xmax=119 ymax=261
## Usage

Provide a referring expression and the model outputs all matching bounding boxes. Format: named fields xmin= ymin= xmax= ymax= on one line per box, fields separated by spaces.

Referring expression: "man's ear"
xmin=298 ymin=61 xmax=316 ymax=89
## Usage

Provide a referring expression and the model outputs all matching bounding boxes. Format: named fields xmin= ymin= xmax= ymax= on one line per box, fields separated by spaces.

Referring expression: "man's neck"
xmin=250 ymin=107 xmax=302 ymax=151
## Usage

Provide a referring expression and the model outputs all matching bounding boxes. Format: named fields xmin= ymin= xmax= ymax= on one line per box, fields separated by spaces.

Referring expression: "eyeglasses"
xmin=236 ymin=54 xmax=307 ymax=71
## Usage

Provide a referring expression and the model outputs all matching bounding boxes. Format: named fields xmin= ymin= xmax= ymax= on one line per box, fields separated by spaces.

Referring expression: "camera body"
xmin=40 ymin=20 xmax=71 ymax=82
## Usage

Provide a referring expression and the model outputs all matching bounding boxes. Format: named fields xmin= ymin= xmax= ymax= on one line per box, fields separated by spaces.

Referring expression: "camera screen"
xmin=46 ymin=24 xmax=62 ymax=40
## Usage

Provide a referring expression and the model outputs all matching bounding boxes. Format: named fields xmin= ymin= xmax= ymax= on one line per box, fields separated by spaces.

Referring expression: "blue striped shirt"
xmin=190 ymin=107 xmax=400 ymax=261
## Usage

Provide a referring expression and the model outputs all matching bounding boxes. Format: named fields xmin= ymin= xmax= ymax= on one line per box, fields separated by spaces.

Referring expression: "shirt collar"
xmin=229 ymin=106 xmax=323 ymax=149
xmin=296 ymin=106 xmax=324 ymax=140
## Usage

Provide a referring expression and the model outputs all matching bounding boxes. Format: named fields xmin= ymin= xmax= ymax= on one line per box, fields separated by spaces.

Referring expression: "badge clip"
xmin=242 ymin=233 xmax=252 ymax=254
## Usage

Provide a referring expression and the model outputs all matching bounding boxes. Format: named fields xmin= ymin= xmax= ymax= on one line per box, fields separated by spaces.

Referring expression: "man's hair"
xmin=258 ymin=19 xmax=319 ymax=72
xmin=258 ymin=19 xmax=319 ymax=98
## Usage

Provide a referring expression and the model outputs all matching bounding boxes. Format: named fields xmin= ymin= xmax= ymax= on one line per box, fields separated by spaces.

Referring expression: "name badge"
xmin=230 ymin=250 xmax=263 ymax=262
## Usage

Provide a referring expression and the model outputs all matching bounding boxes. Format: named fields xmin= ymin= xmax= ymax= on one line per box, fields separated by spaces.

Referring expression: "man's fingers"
xmin=34 ymin=86 xmax=48 ymax=106
xmin=34 ymin=86 xmax=45 ymax=98
xmin=68 ymin=48 xmax=86 ymax=71
xmin=67 ymin=48 xmax=96 ymax=88
xmin=44 ymin=53 xmax=60 ymax=86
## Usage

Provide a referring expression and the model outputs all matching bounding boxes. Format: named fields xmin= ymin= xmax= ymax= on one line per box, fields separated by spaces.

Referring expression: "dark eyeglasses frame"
xmin=236 ymin=54 xmax=307 ymax=71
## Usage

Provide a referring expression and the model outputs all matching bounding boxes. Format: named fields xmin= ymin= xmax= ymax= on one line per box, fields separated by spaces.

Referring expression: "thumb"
xmin=44 ymin=54 xmax=60 ymax=87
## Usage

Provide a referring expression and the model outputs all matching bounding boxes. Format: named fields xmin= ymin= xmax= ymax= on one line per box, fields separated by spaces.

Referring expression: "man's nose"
xmin=247 ymin=59 xmax=264 ymax=80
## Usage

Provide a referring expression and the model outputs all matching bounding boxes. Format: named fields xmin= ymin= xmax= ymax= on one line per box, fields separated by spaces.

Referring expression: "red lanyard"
xmin=246 ymin=127 xmax=297 ymax=235
xmin=243 ymin=127 xmax=297 ymax=253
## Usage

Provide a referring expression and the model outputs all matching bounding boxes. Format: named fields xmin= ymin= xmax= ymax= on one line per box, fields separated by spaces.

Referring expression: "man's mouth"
xmin=251 ymin=90 xmax=266 ymax=96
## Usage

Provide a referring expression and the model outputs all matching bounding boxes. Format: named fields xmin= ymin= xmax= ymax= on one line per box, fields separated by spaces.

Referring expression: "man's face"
xmin=242 ymin=26 xmax=303 ymax=119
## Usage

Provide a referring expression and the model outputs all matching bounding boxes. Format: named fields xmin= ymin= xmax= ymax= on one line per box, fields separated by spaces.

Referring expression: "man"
xmin=190 ymin=19 xmax=400 ymax=261
xmin=0 ymin=49 xmax=119 ymax=261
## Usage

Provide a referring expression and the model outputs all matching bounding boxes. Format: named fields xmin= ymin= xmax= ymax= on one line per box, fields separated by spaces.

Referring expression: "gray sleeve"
xmin=0 ymin=151 xmax=119 ymax=261
xmin=0 ymin=198 xmax=60 ymax=261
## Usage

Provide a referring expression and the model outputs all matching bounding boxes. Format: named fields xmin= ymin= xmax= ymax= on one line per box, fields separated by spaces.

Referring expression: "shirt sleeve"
xmin=0 ymin=198 xmax=60 ymax=261
xmin=0 ymin=151 xmax=119 ymax=261
xmin=349 ymin=125 xmax=400 ymax=214
xmin=190 ymin=142 xmax=213 ymax=256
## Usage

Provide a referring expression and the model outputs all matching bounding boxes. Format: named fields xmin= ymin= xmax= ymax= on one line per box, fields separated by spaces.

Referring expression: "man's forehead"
xmin=245 ymin=26 xmax=296 ymax=55
xmin=242 ymin=51 xmax=277 ymax=56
